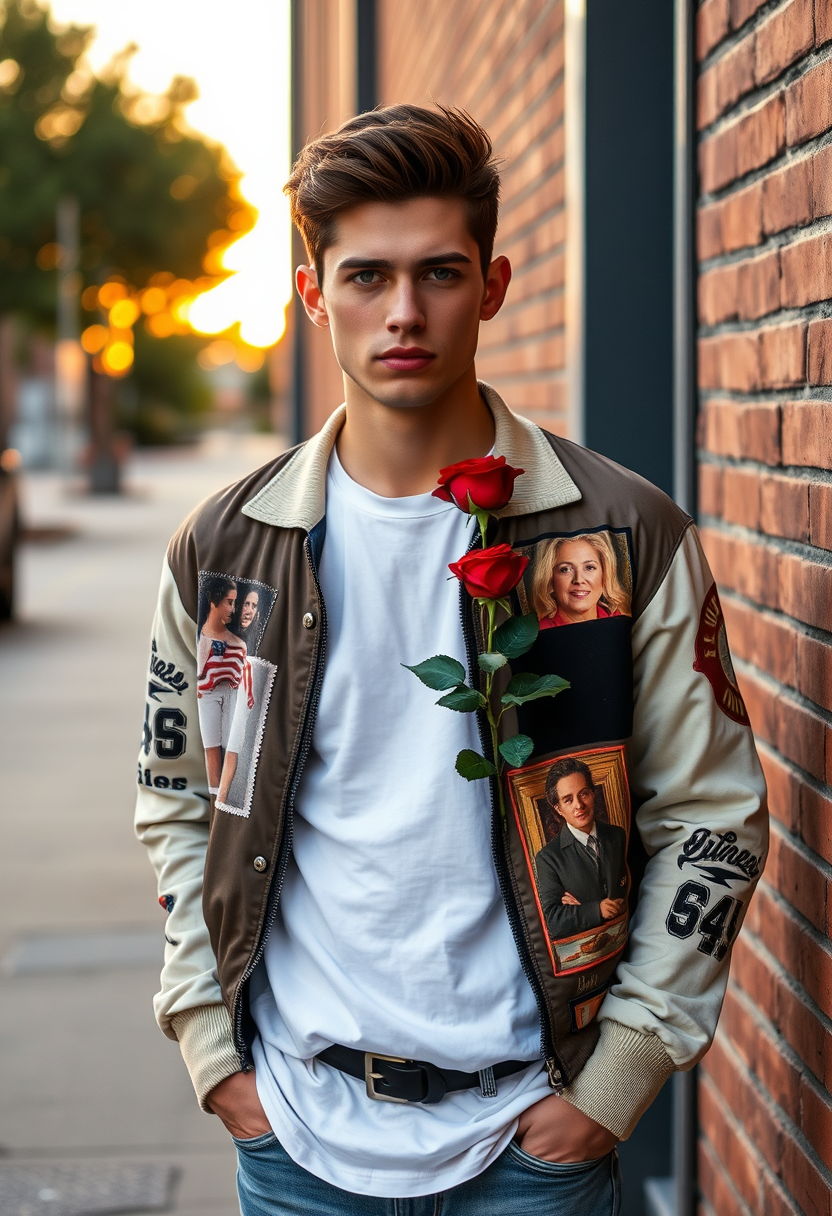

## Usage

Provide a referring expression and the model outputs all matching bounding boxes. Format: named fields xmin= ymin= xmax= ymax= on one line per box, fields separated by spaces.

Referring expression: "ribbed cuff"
xmin=171 ymin=1003 xmax=242 ymax=1111
xmin=561 ymin=1019 xmax=677 ymax=1140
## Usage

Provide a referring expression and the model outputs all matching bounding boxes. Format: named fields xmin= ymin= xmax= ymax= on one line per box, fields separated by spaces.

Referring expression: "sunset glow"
xmin=49 ymin=0 xmax=293 ymax=349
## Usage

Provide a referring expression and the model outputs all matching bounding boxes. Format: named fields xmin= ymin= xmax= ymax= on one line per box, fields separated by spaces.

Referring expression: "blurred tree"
xmin=0 ymin=0 xmax=254 ymax=444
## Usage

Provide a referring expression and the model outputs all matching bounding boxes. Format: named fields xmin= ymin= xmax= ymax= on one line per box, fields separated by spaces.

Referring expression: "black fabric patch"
xmin=512 ymin=615 xmax=634 ymax=756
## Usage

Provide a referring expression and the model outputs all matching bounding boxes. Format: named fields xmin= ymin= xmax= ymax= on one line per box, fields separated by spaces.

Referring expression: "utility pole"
xmin=54 ymin=195 xmax=86 ymax=476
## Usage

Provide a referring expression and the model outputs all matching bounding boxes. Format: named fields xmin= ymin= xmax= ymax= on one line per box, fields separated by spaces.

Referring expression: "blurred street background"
xmin=0 ymin=435 xmax=284 ymax=1216
xmin=0 ymin=1 xmax=292 ymax=1210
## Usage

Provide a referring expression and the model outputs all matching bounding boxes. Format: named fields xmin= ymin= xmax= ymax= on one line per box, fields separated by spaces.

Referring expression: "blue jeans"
xmin=234 ymin=1132 xmax=621 ymax=1215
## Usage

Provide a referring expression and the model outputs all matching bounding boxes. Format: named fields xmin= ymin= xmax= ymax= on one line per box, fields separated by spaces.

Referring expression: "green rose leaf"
xmin=455 ymin=749 xmax=497 ymax=780
xmin=501 ymin=672 xmax=570 ymax=707
xmin=402 ymin=655 xmax=466 ymax=690
xmin=437 ymin=686 xmax=487 ymax=712
xmin=478 ymin=651 xmax=507 ymax=673
xmin=499 ymin=734 xmax=535 ymax=768
xmin=493 ymin=614 xmax=540 ymax=659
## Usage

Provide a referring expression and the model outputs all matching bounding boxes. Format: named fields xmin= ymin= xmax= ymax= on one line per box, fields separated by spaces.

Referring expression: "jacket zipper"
xmin=233 ymin=534 xmax=328 ymax=1065
xmin=458 ymin=525 xmax=566 ymax=1093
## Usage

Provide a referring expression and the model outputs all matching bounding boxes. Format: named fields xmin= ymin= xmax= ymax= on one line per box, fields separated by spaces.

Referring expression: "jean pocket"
xmin=232 ymin=1131 xmax=278 ymax=1151
xmin=507 ymin=1140 xmax=612 ymax=1176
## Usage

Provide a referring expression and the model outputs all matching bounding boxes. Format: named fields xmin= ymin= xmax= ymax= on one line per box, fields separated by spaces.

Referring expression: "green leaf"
xmin=437 ymin=686 xmax=487 ymax=712
xmin=455 ymin=749 xmax=497 ymax=780
xmin=402 ymin=655 xmax=466 ymax=690
xmin=499 ymin=734 xmax=535 ymax=768
xmin=478 ymin=651 xmax=507 ymax=673
xmin=493 ymin=614 xmax=540 ymax=659
xmin=501 ymin=672 xmax=571 ymax=707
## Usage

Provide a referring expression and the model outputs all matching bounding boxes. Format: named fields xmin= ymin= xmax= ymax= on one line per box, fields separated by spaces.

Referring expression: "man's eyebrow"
xmin=335 ymin=252 xmax=473 ymax=272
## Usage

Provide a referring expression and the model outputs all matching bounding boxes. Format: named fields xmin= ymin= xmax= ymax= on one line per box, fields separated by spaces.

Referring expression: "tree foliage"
xmin=0 ymin=0 xmax=252 ymax=322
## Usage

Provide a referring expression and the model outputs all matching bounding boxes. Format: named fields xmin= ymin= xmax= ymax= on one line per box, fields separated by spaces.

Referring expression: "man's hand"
xmin=600 ymin=897 xmax=626 ymax=920
xmin=206 ymin=1070 xmax=272 ymax=1140
xmin=514 ymin=1093 xmax=618 ymax=1163
xmin=561 ymin=891 xmax=580 ymax=906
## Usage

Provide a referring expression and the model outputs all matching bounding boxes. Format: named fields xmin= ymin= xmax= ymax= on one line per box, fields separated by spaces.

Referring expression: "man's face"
xmin=554 ymin=773 xmax=596 ymax=833
xmin=309 ymin=196 xmax=507 ymax=410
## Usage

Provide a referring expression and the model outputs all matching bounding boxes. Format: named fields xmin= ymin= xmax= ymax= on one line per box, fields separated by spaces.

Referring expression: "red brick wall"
xmin=377 ymin=0 xmax=567 ymax=434
xmin=697 ymin=2 xmax=832 ymax=1212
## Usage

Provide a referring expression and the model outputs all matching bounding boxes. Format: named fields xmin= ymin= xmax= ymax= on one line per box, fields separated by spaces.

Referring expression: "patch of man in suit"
xmin=536 ymin=757 xmax=628 ymax=940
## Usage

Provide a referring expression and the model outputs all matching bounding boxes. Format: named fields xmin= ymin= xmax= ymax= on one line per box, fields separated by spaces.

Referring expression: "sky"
xmin=49 ymin=0 xmax=293 ymax=348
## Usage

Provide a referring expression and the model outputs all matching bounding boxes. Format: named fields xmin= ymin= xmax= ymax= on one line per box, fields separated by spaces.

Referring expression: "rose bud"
xmin=433 ymin=454 xmax=525 ymax=513
xmin=449 ymin=544 xmax=530 ymax=600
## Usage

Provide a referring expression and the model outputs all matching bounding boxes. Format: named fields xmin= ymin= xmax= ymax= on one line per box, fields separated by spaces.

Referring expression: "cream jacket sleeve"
xmin=563 ymin=525 xmax=768 ymax=1138
xmin=135 ymin=556 xmax=240 ymax=1106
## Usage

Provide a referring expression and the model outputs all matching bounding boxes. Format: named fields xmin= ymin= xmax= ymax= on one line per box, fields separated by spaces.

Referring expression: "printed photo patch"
xmin=508 ymin=745 xmax=632 ymax=977
xmin=196 ymin=571 xmax=278 ymax=818
xmin=693 ymin=583 xmax=749 ymax=726
xmin=515 ymin=527 xmax=633 ymax=630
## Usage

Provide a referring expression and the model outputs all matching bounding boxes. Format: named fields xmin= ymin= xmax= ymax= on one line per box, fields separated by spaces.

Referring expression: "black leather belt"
xmin=317 ymin=1044 xmax=531 ymax=1105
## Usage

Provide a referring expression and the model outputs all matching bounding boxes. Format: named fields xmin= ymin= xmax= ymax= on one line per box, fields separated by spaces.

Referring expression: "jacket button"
xmin=253 ymin=856 xmax=268 ymax=873
xmin=302 ymin=612 xmax=315 ymax=630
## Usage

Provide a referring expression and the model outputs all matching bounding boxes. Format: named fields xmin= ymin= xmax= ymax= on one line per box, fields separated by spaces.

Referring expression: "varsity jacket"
xmin=135 ymin=384 xmax=768 ymax=1141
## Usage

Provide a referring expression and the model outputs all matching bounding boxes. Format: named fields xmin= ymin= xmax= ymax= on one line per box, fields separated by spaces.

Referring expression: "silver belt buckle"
xmin=364 ymin=1052 xmax=411 ymax=1104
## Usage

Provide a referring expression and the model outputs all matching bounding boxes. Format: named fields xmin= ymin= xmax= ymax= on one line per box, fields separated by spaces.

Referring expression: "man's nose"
xmin=386 ymin=280 xmax=425 ymax=331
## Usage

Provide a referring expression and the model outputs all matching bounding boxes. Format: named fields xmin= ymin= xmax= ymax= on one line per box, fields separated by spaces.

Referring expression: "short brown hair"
xmin=284 ymin=104 xmax=501 ymax=281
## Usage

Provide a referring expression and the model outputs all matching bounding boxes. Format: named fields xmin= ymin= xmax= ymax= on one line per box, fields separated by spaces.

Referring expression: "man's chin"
xmin=344 ymin=368 xmax=465 ymax=411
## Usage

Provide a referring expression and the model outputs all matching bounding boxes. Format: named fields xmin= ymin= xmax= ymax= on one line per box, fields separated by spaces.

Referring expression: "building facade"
xmin=290 ymin=2 xmax=832 ymax=1212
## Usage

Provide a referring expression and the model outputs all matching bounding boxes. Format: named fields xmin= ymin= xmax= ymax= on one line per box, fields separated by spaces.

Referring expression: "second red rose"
xmin=449 ymin=544 xmax=529 ymax=600
xmin=433 ymin=454 xmax=525 ymax=513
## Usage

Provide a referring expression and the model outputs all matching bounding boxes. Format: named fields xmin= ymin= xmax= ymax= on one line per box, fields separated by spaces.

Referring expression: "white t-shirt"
xmin=250 ymin=447 xmax=549 ymax=1198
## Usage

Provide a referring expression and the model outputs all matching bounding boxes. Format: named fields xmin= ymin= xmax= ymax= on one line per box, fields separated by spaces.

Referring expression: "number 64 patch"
xmin=666 ymin=880 xmax=744 ymax=961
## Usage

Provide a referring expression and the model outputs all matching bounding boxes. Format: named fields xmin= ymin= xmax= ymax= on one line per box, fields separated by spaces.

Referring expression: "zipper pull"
xmin=545 ymin=1058 xmax=564 ymax=1093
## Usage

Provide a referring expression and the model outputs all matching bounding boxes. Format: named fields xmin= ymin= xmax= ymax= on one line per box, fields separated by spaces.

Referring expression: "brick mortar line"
xmin=490 ymin=81 xmax=565 ymax=172
xmin=758 ymin=864 xmax=832 ymax=979
xmin=500 ymin=146 xmax=566 ymax=221
xmin=494 ymin=241 xmax=565 ymax=277
xmin=720 ymin=584 xmax=832 ymax=643
xmin=698 ymin=0 xmax=793 ymax=75
xmin=698 ymin=208 xmax=832 ymax=273
xmin=734 ymin=651 xmax=832 ymax=728
xmin=498 ymin=199 xmax=566 ymax=250
xmin=472 ymin=369 xmax=567 ymax=387
xmin=697 ymin=35 xmax=832 ymax=147
xmin=696 ymin=1115 xmax=757 ymax=1216
xmin=757 ymin=733 xmax=832 ymax=814
xmin=700 ymin=513 xmax=832 ymax=565
xmin=698 ymin=451 xmax=832 ymax=484
xmin=699 ymin=1068 xmax=796 ymax=1215
xmin=496 ymin=286 xmax=565 ymax=322
xmin=697 ymin=283 xmax=832 ymax=335
xmin=464 ymin=5 xmax=564 ymax=128
xmin=697 ymin=386 xmax=832 ymax=407
xmin=699 ymin=122 xmax=832 ymax=210
xmin=744 ymin=925 xmax=832 ymax=1044
xmin=729 ymin=974 xmax=831 ymax=1102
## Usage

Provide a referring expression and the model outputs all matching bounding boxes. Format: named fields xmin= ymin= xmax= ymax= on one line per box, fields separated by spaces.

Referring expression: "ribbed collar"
xmin=242 ymin=382 xmax=582 ymax=531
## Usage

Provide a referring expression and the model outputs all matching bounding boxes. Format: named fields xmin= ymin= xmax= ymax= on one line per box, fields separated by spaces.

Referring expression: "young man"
xmin=136 ymin=106 xmax=767 ymax=1214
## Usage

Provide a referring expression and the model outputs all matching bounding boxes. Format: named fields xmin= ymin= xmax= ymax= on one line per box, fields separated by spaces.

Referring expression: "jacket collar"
xmin=242 ymin=382 xmax=582 ymax=532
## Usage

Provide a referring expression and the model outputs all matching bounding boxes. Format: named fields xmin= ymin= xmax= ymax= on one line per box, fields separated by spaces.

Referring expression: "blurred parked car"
xmin=0 ymin=448 xmax=20 ymax=620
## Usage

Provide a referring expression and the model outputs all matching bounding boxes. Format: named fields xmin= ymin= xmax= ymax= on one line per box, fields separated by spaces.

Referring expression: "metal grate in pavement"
xmin=2 ymin=930 xmax=162 ymax=976
xmin=0 ymin=1161 xmax=175 ymax=1215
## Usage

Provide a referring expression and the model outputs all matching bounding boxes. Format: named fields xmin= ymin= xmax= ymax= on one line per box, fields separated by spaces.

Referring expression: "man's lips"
xmin=376 ymin=348 xmax=435 ymax=372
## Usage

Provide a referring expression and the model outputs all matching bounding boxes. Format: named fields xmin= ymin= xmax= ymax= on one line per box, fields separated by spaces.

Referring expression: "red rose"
xmin=449 ymin=544 xmax=529 ymax=600
xmin=433 ymin=454 xmax=524 ymax=513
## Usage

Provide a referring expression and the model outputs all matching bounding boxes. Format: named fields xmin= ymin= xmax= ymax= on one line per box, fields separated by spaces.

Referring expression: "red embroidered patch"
xmin=693 ymin=584 xmax=749 ymax=726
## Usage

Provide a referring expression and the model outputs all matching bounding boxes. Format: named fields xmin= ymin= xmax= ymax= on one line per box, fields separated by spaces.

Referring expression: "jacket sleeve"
xmin=562 ymin=524 xmax=768 ymax=1139
xmin=134 ymin=554 xmax=241 ymax=1107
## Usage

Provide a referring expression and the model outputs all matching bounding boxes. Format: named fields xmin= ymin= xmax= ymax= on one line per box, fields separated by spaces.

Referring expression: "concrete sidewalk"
xmin=0 ymin=433 xmax=285 ymax=1216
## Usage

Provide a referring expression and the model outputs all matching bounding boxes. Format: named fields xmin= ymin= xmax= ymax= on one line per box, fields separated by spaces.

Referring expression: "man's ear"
xmin=480 ymin=255 xmax=512 ymax=322
xmin=296 ymin=265 xmax=329 ymax=328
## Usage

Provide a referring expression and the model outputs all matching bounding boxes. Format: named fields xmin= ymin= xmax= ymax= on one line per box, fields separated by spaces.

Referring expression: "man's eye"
xmin=354 ymin=270 xmax=380 ymax=284
xmin=428 ymin=267 xmax=455 ymax=281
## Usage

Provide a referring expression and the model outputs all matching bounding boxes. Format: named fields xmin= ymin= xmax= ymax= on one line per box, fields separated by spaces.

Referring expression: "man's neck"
xmin=335 ymin=365 xmax=495 ymax=498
